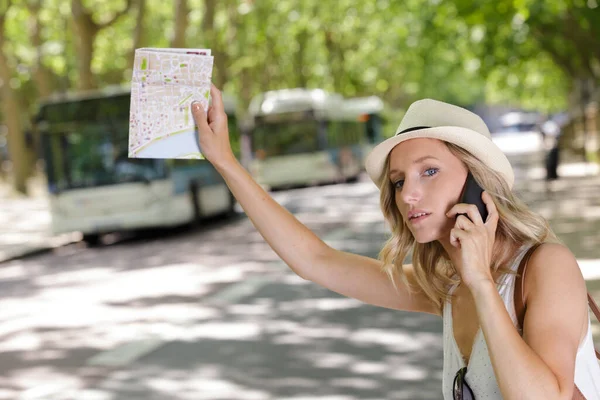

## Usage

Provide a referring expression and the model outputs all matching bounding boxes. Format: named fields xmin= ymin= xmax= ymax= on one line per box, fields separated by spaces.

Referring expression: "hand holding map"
xmin=128 ymin=47 xmax=214 ymax=159
xmin=190 ymin=84 xmax=237 ymax=168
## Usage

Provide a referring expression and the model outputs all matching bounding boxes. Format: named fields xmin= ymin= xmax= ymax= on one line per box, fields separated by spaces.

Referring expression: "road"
xmin=1 ymin=133 xmax=600 ymax=400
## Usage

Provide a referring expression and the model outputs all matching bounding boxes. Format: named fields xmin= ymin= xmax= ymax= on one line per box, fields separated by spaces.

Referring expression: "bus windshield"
xmin=41 ymin=122 xmax=166 ymax=192
xmin=37 ymin=90 xmax=239 ymax=193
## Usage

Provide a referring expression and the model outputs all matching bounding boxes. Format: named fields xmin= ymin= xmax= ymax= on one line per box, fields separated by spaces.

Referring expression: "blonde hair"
xmin=378 ymin=141 xmax=561 ymax=314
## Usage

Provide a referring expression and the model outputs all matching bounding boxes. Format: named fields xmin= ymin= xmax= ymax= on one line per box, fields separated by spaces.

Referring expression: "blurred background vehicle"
xmin=497 ymin=110 xmax=543 ymax=133
xmin=244 ymin=88 xmax=384 ymax=190
xmin=31 ymin=86 xmax=240 ymax=245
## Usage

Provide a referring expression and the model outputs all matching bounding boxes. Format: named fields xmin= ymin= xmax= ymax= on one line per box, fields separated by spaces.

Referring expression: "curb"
xmin=0 ymin=232 xmax=82 ymax=264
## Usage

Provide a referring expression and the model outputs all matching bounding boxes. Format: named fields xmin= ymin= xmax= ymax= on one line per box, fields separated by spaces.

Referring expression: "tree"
xmin=71 ymin=0 xmax=133 ymax=90
xmin=27 ymin=0 xmax=56 ymax=98
xmin=454 ymin=0 xmax=599 ymax=111
xmin=2 ymin=0 xmax=596 ymax=197
xmin=128 ymin=0 xmax=147 ymax=70
xmin=0 ymin=0 xmax=28 ymax=193
xmin=170 ymin=0 xmax=188 ymax=48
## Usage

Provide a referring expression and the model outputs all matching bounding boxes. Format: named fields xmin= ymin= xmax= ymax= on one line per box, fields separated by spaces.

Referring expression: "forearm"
xmin=214 ymin=157 xmax=328 ymax=277
xmin=472 ymin=282 xmax=563 ymax=400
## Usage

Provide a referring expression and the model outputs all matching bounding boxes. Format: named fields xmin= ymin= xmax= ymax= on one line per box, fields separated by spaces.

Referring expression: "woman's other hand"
xmin=446 ymin=191 xmax=500 ymax=291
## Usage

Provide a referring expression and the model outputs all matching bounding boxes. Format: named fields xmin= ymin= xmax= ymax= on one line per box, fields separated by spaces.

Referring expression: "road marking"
xmin=322 ymin=227 xmax=353 ymax=245
xmin=207 ymin=275 xmax=272 ymax=305
xmin=86 ymin=337 xmax=164 ymax=367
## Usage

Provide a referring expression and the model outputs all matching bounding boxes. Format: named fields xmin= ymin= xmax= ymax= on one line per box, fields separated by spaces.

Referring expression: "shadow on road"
xmin=89 ymin=280 xmax=444 ymax=400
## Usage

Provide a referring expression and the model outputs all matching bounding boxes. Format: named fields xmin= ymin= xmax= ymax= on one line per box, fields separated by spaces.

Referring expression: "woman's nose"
xmin=401 ymin=179 xmax=421 ymax=204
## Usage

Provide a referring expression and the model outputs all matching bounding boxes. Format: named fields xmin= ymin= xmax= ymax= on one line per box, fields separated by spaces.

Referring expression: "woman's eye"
xmin=393 ymin=168 xmax=437 ymax=189
xmin=424 ymin=168 xmax=439 ymax=177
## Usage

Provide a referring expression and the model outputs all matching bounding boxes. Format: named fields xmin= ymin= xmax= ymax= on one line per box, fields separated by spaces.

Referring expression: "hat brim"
xmin=365 ymin=126 xmax=514 ymax=189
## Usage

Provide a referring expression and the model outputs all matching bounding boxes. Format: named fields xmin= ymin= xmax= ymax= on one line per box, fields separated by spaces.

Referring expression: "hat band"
xmin=396 ymin=126 xmax=431 ymax=135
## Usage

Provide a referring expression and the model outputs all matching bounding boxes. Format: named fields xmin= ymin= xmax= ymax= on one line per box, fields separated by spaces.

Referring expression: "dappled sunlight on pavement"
xmin=73 ymin=282 xmax=443 ymax=400
xmin=1 ymin=155 xmax=600 ymax=398
xmin=0 ymin=179 xmax=444 ymax=399
xmin=0 ymin=184 xmax=79 ymax=262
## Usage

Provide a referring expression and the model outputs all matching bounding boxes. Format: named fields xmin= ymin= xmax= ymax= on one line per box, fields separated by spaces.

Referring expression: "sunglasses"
xmin=453 ymin=367 xmax=475 ymax=400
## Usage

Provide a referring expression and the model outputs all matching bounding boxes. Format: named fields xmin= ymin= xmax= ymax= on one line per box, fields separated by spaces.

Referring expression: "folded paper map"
xmin=128 ymin=48 xmax=214 ymax=159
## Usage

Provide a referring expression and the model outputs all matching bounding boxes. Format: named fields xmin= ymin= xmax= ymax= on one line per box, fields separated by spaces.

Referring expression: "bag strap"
xmin=515 ymin=243 xmax=600 ymax=360
xmin=515 ymin=244 xmax=541 ymax=330
xmin=588 ymin=293 xmax=600 ymax=360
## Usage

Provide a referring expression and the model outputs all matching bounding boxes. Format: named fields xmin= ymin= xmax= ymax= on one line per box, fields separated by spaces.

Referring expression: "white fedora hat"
xmin=365 ymin=98 xmax=514 ymax=189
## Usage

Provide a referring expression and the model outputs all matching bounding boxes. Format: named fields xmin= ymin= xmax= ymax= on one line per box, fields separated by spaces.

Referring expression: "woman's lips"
xmin=409 ymin=213 xmax=431 ymax=224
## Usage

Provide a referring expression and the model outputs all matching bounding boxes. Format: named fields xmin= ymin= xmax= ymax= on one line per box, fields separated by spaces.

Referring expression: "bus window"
xmin=54 ymin=126 xmax=166 ymax=189
xmin=252 ymin=120 xmax=320 ymax=157
xmin=246 ymin=88 xmax=368 ymax=188
xmin=366 ymin=114 xmax=383 ymax=144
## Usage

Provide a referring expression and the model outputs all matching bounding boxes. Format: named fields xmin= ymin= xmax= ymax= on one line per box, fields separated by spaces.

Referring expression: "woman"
xmin=190 ymin=85 xmax=600 ymax=399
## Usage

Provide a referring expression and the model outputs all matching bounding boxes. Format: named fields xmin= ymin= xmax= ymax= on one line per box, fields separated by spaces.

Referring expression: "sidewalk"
xmin=0 ymin=177 xmax=79 ymax=263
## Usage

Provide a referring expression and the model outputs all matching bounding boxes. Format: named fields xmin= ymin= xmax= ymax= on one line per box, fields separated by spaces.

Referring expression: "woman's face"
xmin=388 ymin=138 xmax=468 ymax=243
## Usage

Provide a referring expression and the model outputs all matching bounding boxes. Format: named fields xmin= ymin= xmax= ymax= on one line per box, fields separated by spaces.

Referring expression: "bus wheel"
xmin=83 ymin=234 xmax=101 ymax=247
xmin=226 ymin=191 xmax=237 ymax=218
xmin=190 ymin=182 xmax=202 ymax=225
xmin=345 ymin=175 xmax=359 ymax=183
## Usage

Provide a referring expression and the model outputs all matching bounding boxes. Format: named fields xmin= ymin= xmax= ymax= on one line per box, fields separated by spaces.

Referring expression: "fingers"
xmin=482 ymin=191 xmax=499 ymax=227
xmin=449 ymin=191 xmax=499 ymax=248
xmin=455 ymin=214 xmax=473 ymax=230
xmin=447 ymin=203 xmax=484 ymax=226
xmin=450 ymin=227 xmax=466 ymax=248
xmin=209 ymin=83 xmax=225 ymax=115
xmin=191 ymin=101 xmax=212 ymax=133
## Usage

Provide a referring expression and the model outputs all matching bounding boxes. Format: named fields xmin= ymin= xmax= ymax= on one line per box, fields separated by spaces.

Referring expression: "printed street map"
xmin=128 ymin=48 xmax=214 ymax=159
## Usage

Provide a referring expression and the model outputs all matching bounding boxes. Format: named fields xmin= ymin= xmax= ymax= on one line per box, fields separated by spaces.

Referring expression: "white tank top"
xmin=442 ymin=245 xmax=600 ymax=399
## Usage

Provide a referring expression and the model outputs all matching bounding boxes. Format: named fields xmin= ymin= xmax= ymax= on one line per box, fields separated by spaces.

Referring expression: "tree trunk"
xmin=295 ymin=28 xmax=309 ymax=88
xmin=71 ymin=0 xmax=98 ymax=90
xmin=128 ymin=0 xmax=147 ymax=70
xmin=255 ymin=3 xmax=275 ymax=89
xmin=202 ymin=0 xmax=229 ymax=87
xmin=71 ymin=0 xmax=132 ymax=90
xmin=0 ymin=16 xmax=28 ymax=194
xmin=324 ymin=30 xmax=345 ymax=92
xmin=171 ymin=0 xmax=189 ymax=48
xmin=29 ymin=3 xmax=54 ymax=98
xmin=27 ymin=0 xmax=54 ymax=176
xmin=202 ymin=0 xmax=215 ymax=34
xmin=216 ymin=0 xmax=233 ymax=88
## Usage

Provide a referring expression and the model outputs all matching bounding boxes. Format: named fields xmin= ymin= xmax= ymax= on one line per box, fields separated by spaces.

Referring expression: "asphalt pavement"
xmin=1 ymin=139 xmax=600 ymax=399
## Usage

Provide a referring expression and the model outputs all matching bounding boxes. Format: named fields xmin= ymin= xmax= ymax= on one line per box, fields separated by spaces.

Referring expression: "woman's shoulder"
xmin=523 ymin=242 xmax=584 ymax=301
xmin=528 ymin=242 xmax=576 ymax=266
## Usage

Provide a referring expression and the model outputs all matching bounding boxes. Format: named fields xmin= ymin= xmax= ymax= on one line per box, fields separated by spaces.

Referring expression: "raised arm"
xmin=190 ymin=85 xmax=440 ymax=316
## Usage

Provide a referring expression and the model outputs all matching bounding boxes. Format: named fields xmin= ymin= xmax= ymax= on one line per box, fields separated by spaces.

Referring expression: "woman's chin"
xmin=413 ymin=234 xmax=439 ymax=244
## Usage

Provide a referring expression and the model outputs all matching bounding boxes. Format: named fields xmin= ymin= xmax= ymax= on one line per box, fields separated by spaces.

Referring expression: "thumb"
xmin=190 ymin=101 xmax=212 ymax=134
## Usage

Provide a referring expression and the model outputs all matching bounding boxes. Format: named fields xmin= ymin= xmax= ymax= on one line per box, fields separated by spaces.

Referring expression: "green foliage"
xmin=1 ymin=0 xmax=598 ymax=132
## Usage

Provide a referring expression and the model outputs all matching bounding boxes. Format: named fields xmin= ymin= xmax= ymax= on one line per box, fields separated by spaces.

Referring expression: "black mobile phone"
xmin=457 ymin=172 xmax=488 ymax=222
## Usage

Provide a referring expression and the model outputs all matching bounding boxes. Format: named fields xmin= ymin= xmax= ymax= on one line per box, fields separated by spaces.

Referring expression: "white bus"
xmin=341 ymin=95 xmax=385 ymax=165
xmin=33 ymin=86 xmax=239 ymax=245
xmin=245 ymin=88 xmax=384 ymax=190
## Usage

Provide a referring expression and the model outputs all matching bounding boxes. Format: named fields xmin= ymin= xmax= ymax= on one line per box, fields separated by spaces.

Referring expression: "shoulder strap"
xmin=515 ymin=244 xmax=541 ymax=330
xmin=515 ymin=243 xmax=600 ymax=360
xmin=588 ymin=293 xmax=600 ymax=360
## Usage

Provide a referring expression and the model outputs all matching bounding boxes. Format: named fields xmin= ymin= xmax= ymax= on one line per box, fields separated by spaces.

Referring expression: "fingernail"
xmin=191 ymin=101 xmax=201 ymax=111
